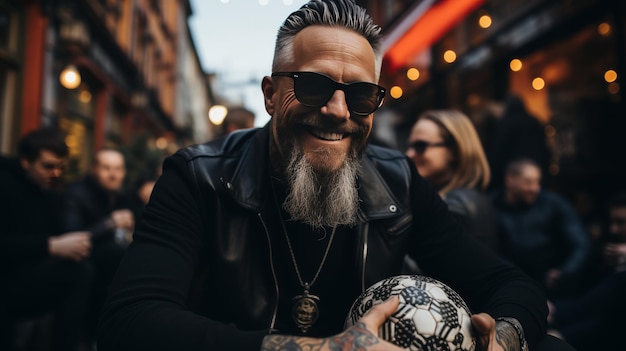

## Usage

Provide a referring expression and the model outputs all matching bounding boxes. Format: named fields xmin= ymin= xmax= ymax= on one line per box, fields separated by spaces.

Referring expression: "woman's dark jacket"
xmin=445 ymin=188 xmax=499 ymax=252
xmin=98 ymin=125 xmax=547 ymax=351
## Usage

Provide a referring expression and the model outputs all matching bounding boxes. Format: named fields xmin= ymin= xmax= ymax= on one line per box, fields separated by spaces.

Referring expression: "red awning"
xmin=383 ymin=0 xmax=486 ymax=73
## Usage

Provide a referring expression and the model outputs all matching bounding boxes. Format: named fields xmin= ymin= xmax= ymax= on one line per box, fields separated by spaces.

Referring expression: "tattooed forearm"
xmin=261 ymin=334 xmax=324 ymax=351
xmin=260 ymin=322 xmax=379 ymax=351
xmin=495 ymin=320 xmax=522 ymax=351
xmin=329 ymin=322 xmax=378 ymax=351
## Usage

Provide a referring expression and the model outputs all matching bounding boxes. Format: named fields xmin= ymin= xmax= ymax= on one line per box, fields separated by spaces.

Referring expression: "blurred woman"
xmin=406 ymin=109 xmax=498 ymax=251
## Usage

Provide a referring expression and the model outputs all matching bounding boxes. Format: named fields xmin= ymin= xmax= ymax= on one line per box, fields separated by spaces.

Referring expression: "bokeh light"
xmin=604 ymin=69 xmax=617 ymax=83
xmin=59 ymin=65 xmax=81 ymax=89
xmin=443 ymin=50 xmax=456 ymax=63
xmin=478 ymin=15 xmax=492 ymax=29
xmin=510 ymin=59 xmax=523 ymax=72
xmin=532 ymin=77 xmax=545 ymax=90
xmin=407 ymin=68 xmax=420 ymax=81
xmin=390 ymin=86 xmax=403 ymax=99
xmin=598 ymin=22 xmax=611 ymax=36
xmin=209 ymin=105 xmax=228 ymax=125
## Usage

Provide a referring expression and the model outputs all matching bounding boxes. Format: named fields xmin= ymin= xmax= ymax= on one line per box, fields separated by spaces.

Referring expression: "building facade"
xmin=366 ymin=0 xmax=625 ymax=223
xmin=0 ymin=0 xmax=214 ymax=179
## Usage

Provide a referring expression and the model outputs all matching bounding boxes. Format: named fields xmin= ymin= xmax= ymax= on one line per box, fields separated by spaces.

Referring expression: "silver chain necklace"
xmin=272 ymin=180 xmax=337 ymax=334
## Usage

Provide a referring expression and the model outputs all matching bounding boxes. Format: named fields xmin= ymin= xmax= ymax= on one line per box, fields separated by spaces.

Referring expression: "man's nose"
xmin=321 ymin=90 xmax=350 ymax=120
xmin=52 ymin=168 xmax=62 ymax=178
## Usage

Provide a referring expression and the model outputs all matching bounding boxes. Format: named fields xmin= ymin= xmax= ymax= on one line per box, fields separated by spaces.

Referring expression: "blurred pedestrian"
xmin=220 ymin=106 xmax=255 ymax=137
xmin=547 ymin=192 xmax=626 ymax=350
xmin=61 ymin=148 xmax=133 ymax=343
xmin=0 ymin=128 xmax=92 ymax=351
xmin=488 ymin=95 xmax=551 ymax=190
xmin=406 ymin=109 xmax=498 ymax=251
xmin=492 ymin=158 xmax=590 ymax=298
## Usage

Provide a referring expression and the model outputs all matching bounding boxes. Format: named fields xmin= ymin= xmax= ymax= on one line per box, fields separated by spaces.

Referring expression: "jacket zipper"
xmin=386 ymin=214 xmax=412 ymax=235
xmin=258 ymin=212 xmax=279 ymax=333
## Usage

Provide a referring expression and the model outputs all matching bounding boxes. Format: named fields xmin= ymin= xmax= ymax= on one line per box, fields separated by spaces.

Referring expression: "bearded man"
xmin=98 ymin=1 xmax=573 ymax=351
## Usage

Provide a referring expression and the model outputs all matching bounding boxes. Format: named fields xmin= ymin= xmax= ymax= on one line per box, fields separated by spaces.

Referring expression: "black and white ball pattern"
xmin=345 ymin=275 xmax=475 ymax=351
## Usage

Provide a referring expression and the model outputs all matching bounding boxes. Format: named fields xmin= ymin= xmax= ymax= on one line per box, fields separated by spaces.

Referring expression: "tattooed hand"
xmin=471 ymin=313 xmax=526 ymax=351
xmin=261 ymin=297 xmax=407 ymax=351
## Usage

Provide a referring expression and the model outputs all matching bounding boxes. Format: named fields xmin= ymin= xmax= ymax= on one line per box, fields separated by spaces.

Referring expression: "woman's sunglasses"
xmin=408 ymin=140 xmax=449 ymax=154
xmin=271 ymin=71 xmax=386 ymax=116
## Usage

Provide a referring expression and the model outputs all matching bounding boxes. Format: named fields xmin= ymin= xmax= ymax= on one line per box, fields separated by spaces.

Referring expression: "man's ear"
xmin=261 ymin=76 xmax=275 ymax=115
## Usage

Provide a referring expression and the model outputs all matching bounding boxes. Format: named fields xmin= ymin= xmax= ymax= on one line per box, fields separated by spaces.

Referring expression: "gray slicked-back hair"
xmin=272 ymin=0 xmax=383 ymax=80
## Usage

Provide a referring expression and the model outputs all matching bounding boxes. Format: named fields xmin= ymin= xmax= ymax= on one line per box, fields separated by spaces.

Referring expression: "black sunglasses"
xmin=408 ymin=140 xmax=449 ymax=154
xmin=271 ymin=71 xmax=386 ymax=116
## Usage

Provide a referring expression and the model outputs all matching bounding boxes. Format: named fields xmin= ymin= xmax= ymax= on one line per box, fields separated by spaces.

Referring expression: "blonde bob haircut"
xmin=417 ymin=109 xmax=491 ymax=194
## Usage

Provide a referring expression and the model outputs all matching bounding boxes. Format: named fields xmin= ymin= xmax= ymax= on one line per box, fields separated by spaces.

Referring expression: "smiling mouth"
xmin=305 ymin=127 xmax=346 ymax=141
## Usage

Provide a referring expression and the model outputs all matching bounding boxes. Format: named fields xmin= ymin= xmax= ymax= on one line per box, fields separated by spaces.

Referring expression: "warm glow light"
xmin=478 ymin=15 xmax=492 ymax=28
xmin=532 ymin=77 xmax=545 ymax=90
xmin=65 ymin=135 xmax=78 ymax=149
xmin=390 ymin=86 xmax=403 ymax=99
xmin=155 ymin=137 xmax=168 ymax=150
xmin=608 ymin=82 xmax=620 ymax=95
xmin=407 ymin=68 xmax=420 ymax=81
xmin=598 ymin=22 xmax=611 ymax=36
xmin=384 ymin=0 xmax=486 ymax=72
xmin=604 ymin=69 xmax=618 ymax=83
xmin=209 ymin=105 xmax=228 ymax=125
xmin=510 ymin=59 xmax=523 ymax=72
xmin=79 ymin=90 xmax=92 ymax=103
xmin=443 ymin=50 xmax=457 ymax=63
xmin=59 ymin=65 xmax=81 ymax=89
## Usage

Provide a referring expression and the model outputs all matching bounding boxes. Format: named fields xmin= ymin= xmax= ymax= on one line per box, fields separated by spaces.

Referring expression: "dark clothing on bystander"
xmin=492 ymin=190 xmax=590 ymax=297
xmin=61 ymin=174 xmax=131 ymax=338
xmin=62 ymin=175 xmax=132 ymax=239
xmin=445 ymin=188 xmax=499 ymax=252
xmin=0 ymin=157 xmax=92 ymax=351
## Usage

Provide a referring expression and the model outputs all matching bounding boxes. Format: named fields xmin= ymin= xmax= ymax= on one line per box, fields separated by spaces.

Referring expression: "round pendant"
xmin=292 ymin=294 xmax=320 ymax=333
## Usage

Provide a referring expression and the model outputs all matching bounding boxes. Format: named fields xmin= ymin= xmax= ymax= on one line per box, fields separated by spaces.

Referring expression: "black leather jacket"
xmin=180 ymin=125 xmax=415 ymax=329
xmin=99 ymin=125 xmax=547 ymax=351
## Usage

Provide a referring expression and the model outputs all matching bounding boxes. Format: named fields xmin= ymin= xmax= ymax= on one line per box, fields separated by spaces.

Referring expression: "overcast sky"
xmin=188 ymin=0 xmax=307 ymax=126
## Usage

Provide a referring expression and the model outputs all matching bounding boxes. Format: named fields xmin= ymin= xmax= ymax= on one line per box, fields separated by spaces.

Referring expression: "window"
xmin=0 ymin=2 xmax=21 ymax=153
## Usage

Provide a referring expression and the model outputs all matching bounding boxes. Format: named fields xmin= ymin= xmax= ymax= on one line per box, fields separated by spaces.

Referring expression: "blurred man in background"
xmin=61 ymin=148 xmax=133 ymax=344
xmin=220 ymin=106 xmax=255 ymax=137
xmin=492 ymin=158 xmax=590 ymax=298
xmin=0 ymin=128 xmax=92 ymax=351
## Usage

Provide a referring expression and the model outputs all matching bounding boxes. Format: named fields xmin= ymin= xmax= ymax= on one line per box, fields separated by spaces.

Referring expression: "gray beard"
xmin=283 ymin=147 xmax=360 ymax=229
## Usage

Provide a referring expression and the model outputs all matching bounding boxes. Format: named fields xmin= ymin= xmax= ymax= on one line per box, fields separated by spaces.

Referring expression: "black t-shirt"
xmin=271 ymin=220 xmax=359 ymax=336
xmin=269 ymin=177 xmax=360 ymax=336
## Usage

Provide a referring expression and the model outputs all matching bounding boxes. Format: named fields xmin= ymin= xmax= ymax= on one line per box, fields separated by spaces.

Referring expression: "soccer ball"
xmin=345 ymin=275 xmax=476 ymax=351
